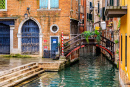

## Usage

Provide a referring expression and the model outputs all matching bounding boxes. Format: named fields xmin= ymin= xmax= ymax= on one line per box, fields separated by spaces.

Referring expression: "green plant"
xmin=117 ymin=20 xmax=120 ymax=29
xmin=98 ymin=15 xmax=100 ymax=17
xmin=116 ymin=50 xmax=119 ymax=54
xmin=58 ymin=42 xmax=60 ymax=46
xmin=114 ymin=39 xmax=119 ymax=44
xmin=83 ymin=30 xmax=101 ymax=43
xmin=117 ymin=60 xmax=119 ymax=68
xmin=64 ymin=42 xmax=69 ymax=47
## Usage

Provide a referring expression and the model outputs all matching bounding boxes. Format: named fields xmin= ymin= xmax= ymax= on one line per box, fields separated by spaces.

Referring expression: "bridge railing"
xmin=63 ymin=34 xmax=82 ymax=56
xmin=62 ymin=34 xmax=97 ymax=56
xmin=100 ymin=35 xmax=115 ymax=61
xmin=60 ymin=33 xmax=115 ymax=61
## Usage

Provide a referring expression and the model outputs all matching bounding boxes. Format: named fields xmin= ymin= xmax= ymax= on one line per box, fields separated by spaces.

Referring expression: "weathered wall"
xmin=0 ymin=0 xmax=79 ymax=56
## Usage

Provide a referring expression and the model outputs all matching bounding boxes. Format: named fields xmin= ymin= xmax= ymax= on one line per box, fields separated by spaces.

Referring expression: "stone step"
xmin=0 ymin=62 xmax=37 ymax=77
xmin=0 ymin=67 xmax=42 ymax=87
xmin=3 ymin=69 xmax=45 ymax=87
xmin=0 ymin=65 xmax=38 ymax=82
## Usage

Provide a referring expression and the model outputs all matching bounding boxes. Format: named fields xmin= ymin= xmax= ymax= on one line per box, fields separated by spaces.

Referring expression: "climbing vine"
xmin=82 ymin=30 xmax=101 ymax=43
xmin=117 ymin=20 xmax=120 ymax=29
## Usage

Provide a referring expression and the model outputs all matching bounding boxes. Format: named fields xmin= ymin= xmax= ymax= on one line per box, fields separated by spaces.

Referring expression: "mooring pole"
xmin=62 ymin=31 xmax=64 ymax=56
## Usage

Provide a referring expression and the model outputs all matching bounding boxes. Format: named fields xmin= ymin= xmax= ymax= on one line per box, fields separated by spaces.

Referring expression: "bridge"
xmin=61 ymin=34 xmax=115 ymax=62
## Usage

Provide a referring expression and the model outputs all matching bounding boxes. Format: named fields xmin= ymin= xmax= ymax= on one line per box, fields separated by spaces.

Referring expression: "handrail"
xmin=63 ymin=34 xmax=81 ymax=45
xmin=60 ymin=33 xmax=115 ymax=62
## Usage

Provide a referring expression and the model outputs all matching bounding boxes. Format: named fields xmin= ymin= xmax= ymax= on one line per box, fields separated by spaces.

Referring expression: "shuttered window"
xmin=87 ymin=13 xmax=92 ymax=21
xmin=125 ymin=34 xmax=127 ymax=67
xmin=40 ymin=0 xmax=59 ymax=9
xmin=117 ymin=0 xmax=119 ymax=6
xmin=90 ymin=2 xmax=92 ymax=8
xmin=121 ymin=34 xmax=122 ymax=62
xmin=0 ymin=0 xmax=6 ymax=10
xmin=102 ymin=7 xmax=105 ymax=21
xmin=98 ymin=3 xmax=99 ymax=13
xmin=110 ymin=0 xmax=114 ymax=6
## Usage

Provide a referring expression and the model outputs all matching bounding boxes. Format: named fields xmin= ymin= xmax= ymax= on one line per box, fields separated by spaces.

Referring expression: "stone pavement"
xmin=0 ymin=57 xmax=59 ymax=72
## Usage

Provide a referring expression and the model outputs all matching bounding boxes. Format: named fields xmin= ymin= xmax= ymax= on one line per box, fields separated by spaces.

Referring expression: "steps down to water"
xmin=0 ymin=62 xmax=44 ymax=87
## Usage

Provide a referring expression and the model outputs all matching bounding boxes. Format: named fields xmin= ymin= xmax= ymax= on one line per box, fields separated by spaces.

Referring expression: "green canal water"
xmin=17 ymin=53 xmax=119 ymax=87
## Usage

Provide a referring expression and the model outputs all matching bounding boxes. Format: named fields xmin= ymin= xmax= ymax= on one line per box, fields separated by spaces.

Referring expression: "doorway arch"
xmin=22 ymin=19 xmax=39 ymax=54
xmin=17 ymin=18 xmax=43 ymax=55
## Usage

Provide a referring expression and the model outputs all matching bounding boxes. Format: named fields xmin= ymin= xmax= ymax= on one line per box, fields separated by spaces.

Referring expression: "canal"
xmin=17 ymin=49 xmax=119 ymax=87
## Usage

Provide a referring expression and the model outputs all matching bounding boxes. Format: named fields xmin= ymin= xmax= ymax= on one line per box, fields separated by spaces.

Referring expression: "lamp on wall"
xmin=24 ymin=13 xmax=28 ymax=19
xmin=24 ymin=7 xmax=30 ymax=19
xmin=100 ymin=21 xmax=106 ymax=30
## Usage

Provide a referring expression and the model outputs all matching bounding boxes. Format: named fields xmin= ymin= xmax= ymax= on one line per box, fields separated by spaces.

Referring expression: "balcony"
xmin=105 ymin=0 xmax=127 ymax=18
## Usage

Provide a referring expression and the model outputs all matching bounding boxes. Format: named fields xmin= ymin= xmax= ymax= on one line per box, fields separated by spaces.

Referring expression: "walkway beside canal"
xmin=0 ymin=57 xmax=60 ymax=72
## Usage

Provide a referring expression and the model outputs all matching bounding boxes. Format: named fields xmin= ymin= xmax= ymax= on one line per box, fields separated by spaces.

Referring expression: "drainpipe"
xmin=78 ymin=0 xmax=80 ymax=34
xmin=86 ymin=0 xmax=87 ymax=31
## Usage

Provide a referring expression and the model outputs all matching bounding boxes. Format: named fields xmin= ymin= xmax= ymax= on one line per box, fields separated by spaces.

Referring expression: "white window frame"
xmin=50 ymin=24 xmax=59 ymax=33
xmin=0 ymin=0 xmax=7 ymax=11
xmin=41 ymin=0 xmax=58 ymax=9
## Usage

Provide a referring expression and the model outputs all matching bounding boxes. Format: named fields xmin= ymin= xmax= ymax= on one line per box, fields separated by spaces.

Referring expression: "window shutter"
xmin=87 ymin=13 xmax=92 ymax=21
xmin=117 ymin=0 xmax=119 ymax=6
xmin=87 ymin=13 xmax=89 ymax=20
xmin=0 ymin=0 xmax=5 ymax=9
xmin=50 ymin=0 xmax=59 ymax=9
xmin=40 ymin=0 xmax=48 ymax=9
xmin=89 ymin=14 xmax=92 ymax=20
xmin=100 ymin=8 xmax=102 ymax=18
xmin=125 ymin=34 xmax=127 ymax=67
xmin=102 ymin=7 xmax=105 ymax=21
xmin=110 ymin=0 xmax=114 ymax=6
xmin=90 ymin=2 xmax=92 ymax=8
xmin=98 ymin=3 xmax=99 ymax=13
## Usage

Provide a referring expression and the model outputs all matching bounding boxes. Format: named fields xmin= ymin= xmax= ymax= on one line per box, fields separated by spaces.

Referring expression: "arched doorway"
xmin=21 ymin=20 xmax=39 ymax=54
xmin=0 ymin=23 xmax=10 ymax=54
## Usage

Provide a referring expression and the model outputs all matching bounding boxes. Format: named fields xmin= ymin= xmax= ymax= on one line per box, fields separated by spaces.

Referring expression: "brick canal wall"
xmin=119 ymin=68 xmax=130 ymax=87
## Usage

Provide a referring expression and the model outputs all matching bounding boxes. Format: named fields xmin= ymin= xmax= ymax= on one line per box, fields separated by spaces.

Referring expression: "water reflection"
xmin=18 ymin=51 xmax=119 ymax=87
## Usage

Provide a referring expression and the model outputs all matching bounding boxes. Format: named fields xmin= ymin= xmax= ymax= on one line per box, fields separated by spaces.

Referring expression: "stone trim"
xmin=50 ymin=24 xmax=59 ymax=33
xmin=37 ymin=9 xmax=61 ymax=11
xmin=10 ymin=25 xmax=15 ymax=54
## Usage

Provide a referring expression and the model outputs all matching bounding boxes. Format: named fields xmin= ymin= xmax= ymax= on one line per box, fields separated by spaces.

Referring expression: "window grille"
xmin=0 ymin=0 xmax=5 ymax=9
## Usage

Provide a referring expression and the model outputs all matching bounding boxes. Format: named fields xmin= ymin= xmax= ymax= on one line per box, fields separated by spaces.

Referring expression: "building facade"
xmin=0 ymin=0 xmax=79 ymax=57
xmin=105 ymin=0 xmax=130 ymax=86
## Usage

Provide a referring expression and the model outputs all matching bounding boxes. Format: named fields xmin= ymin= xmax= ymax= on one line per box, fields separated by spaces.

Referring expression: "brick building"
xmin=0 ymin=0 xmax=79 ymax=57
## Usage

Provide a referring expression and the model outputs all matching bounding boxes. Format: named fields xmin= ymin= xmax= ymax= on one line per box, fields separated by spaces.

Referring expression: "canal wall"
xmin=119 ymin=68 xmax=130 ymax=87
xmin=101 ymin=49 xmax=118 ymax=68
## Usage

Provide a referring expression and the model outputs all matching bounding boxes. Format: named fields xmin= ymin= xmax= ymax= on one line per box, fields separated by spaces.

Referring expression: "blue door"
xmin=22 ymin=20 xmax=39 ymax=54
xmin=0 ymin=23 xmax=10 ymax=54
xmin=51 ymin=37 xmax=58 ymax=52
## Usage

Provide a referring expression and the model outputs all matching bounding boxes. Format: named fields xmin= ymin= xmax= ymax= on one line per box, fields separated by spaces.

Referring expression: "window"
xmin=0 ymin=0 xmax=7 ymax=11
xmin=50 ymin=24 xmax=59 ymax=33
xmin=90 ymin=2 xmax=92 ymax=8
xmin=98 ymin=2 xmax=100 ymax=13
xmin=121 ymin=34 xmax=122 ymax=62
xmin=110 ymin=0 xmax=114 ymax=6
xmin=40 ymin=0 xmax=59 ymax=9
xmin=125 ymin=34 xmax=127 ymax=67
